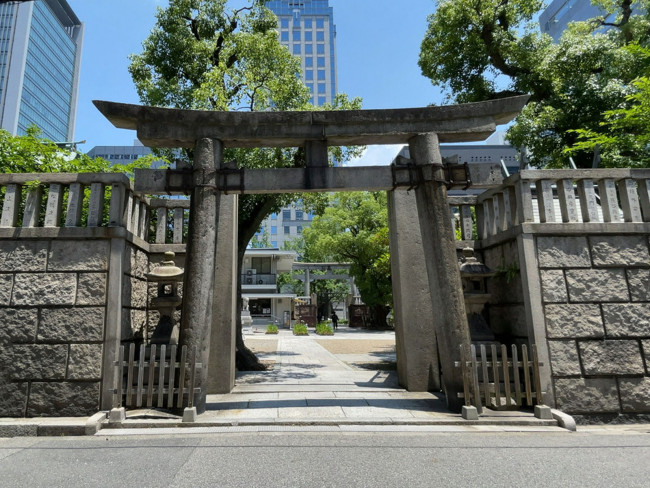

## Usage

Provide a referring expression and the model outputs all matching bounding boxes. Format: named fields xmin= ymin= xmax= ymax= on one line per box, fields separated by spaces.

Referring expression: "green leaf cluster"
xmin=419 ymin=0 xmax=650 ymax=167
xmin=303 ymin=192 xmax=391 ymax=326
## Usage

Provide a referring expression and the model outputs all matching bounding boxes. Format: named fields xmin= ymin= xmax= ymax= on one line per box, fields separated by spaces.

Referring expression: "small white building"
xmin=242 ymin=249 xmax=296 ymax=326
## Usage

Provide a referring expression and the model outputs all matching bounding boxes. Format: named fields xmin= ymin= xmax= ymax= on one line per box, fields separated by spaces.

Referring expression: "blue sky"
xmin=66 ymin=0 xmax=445 ymax=165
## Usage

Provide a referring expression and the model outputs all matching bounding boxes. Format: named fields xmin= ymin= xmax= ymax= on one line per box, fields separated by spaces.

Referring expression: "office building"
xmin=0 ymin=0 xmax=83 ymax=142
xmin=267 ymin=0 xmax=337 ymax=105
xmin=539 ymin=0 xmax=618 ymax=41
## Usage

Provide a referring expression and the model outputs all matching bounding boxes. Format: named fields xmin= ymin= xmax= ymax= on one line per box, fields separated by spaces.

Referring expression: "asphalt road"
xmin=1 ymin=430 xmax=649 ymax=488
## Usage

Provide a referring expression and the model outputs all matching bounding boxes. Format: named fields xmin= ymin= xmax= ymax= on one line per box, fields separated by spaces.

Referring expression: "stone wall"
xmin=482 ymin=239 xmax=529 ymax=345
xmin=121 ymin=243 xmax=149 ymax=344
xmin=537 ymin=235 xmax=650 ymax=421
xmin=0 ymin=240 xmax=109 ymax=416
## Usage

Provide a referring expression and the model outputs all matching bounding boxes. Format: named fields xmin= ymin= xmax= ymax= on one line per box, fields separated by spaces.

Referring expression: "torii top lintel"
xmin=93 ymin=95 xmax=529 ymax=149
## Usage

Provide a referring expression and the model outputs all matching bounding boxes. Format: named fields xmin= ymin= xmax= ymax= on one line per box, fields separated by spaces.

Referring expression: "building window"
xmin=284 ymin=226 xmax=290 ymax=234
xmin=281 ymin=31 xmax=289 ymax=42
xmin=305 ymin=57 xmax=313 ymax=67
xmin=317 ymin=44 xmax=325 ymax=54
xmin=306 ymin=70 xmax=313 ymax=80
xmin=293 ymin=44 xmax=301 ymax=54
xmin=283 ymin=209 xmax=291 ymax=219
xmin=270 ymin=213 xmax=277 ymax=219
xmin=293 ymin=31 xmax=301 ymax=42
xmin=306 ymin=83 xmax=314 ymax=93
xmin=281 ymin=19 xmax=289 ymax=28
xmin=295 ymin=210 xmax=303 ymax=220
xmin=305 ymin=31 xmax=312 ymax=42
xmin=318 ymin=96 xmax=326 ymax=105
xmin=304 ymin=18 xmax=312 ymax=28
xmin=297 ymin=226 xmax=303 ymax=234
xmin=305 ymin=44 xmax=313 ymax=54
xmin=316 ymin=31 xmax=325 ymax=41
xmin=317 ymin=69 xmax=325 ymax=80
xmin=271 ymin=241 xmax=278 ymax=248
xmin=318 ymin=83 xmax=326 ymax=93
xmin=271 ymin=226 xmax=277 ymax=234
xmin=316 ymin=18 xmax=324 ymax=29
xmin=317 ymin=57 xmax=325 ymax=67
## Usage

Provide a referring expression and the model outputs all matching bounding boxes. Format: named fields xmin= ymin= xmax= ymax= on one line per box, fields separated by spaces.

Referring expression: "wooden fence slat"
xmin=501 ymin=344 xmax=511 ymax=408
xmin=460 ymin=345 xmax=471 ymax=406
xmin=167 ymin=345 xmax=177 ymax=408
xmin=177 ymin=346 xmax=187 ymax=409
xmin=470 ymin=345 xmax=483 ymax=414
xmin=522 ymin=344 xmax=532 ymax=406
xmin=188 ymin=347 xmax=197 ymax=409
xmin=114 ymin=345 xmax=125 ymax=409
xmin=136 ymin=344 xmax=145 ymax=407
xmin=147 ymin=344 xmax=156 ymax=407
xmin=512 ymin=345 xmax=522 ymax=407
xmin=480 ymin=345 xmax=490 ymax=406
xmin=158 ymin=345 xmax=166 ymax=408
xmin=491 ymin=344 xmax=501 ymax=408
xmin=126 ymin=344 xmax=135 ymax=406
xmin=532 ymin=345 xmax=543 ymax=405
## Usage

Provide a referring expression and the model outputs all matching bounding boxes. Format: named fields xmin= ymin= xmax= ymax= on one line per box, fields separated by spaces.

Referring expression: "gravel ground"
xmin=315 ymin=339 xmax=395 ymax=355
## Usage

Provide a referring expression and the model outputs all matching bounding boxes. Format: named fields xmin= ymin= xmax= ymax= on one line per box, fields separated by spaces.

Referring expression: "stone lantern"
xmin=459 ymin=247 xmax=497 ymax=344
xmin=146 ymin=251 xmax=184 ymax=345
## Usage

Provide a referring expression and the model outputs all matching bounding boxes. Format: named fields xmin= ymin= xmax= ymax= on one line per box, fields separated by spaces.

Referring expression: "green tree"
xmin=419 ymin=0 xmax=650 ymax=167
xmin=129 ymin=0 xmax=361 ymax=369
xmin=303 ymin=192 xmax=391 ymax=328
xmin=568 ymin=44 xmax=650 ymax=166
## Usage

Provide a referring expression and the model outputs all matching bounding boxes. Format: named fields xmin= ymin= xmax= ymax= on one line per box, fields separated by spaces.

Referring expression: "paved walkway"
xmin=110 ymin=328 xmax=563 ymax=432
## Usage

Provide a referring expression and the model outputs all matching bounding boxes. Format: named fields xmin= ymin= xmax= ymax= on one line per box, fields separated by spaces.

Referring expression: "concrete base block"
xmin=462 ymin=405 xmax=479 ymax=420
xmin=85 ymin=411 xmax=108 ymax=435
xmin=108 ymin=407 xmax=126 ymax=423
xmin=182 ymin=407 xmax=197 ymax=423
xmin=535 ymin=405 xmax=553 ymax=420
xmin=551 ymin=408 xmax=577 ymax=432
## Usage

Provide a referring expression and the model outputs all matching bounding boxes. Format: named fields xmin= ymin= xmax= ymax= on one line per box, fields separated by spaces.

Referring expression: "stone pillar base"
xmin=534 ymin=405 xmax=553 ymax=420
xmin=462 ymin=405 xmax=479 ymax=420
xmin=108 ymin=407 xmax=126 ymax=423
xmin=183 ymin=406 xmax=198 ymax=423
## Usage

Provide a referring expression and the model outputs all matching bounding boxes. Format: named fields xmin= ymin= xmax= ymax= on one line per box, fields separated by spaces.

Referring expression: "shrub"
xmin=339 ymin=319 xmax=348 ymax=325
xmin=266 ymin=324 xmax=279 ymax=334
xmin=293 ymin=323 xmax=309 ymax=336
xmin=315 ymin=323 xmax=333 ymax=335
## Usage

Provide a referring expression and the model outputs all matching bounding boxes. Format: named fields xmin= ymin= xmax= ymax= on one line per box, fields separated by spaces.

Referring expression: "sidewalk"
xmin=2 ymin=328 xmax=580 ymax=436
xmin=100 ymin=328 xmax=566 ymax=434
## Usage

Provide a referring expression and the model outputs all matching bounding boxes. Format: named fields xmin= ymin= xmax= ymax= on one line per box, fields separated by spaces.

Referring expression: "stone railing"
xmin=0 ymin=173 xmax=189 ymax=246
xmin=476 ymin=169 xmax=650 ymax=240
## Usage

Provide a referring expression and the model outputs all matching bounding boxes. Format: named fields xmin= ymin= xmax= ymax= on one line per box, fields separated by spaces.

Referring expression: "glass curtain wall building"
xmin=0 ymin=0 xmax=83 ymax=142
xmin=266 ymin=0 xmax=337 ymax=106
xmin=539 ymin=0 xmax=618 ymax=41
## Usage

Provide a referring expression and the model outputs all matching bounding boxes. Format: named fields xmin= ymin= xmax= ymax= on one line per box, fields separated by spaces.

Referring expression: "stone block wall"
xmin=537 ymin=235 xmax=650 ymax=420
xmin=0 ymin=240 xmax=109 ymax=416
xmin=121 ymin=243 xmax=149 ymax=344
xmin=482 ymin=239 xmax=529 ymax=345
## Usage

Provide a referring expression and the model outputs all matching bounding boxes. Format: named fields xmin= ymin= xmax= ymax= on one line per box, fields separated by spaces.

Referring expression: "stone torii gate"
xmin=94 ymin=95 xmax=528 ymax=414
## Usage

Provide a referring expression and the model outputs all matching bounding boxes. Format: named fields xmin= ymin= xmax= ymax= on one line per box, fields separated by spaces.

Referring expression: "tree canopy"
xmin=129 ymin=0 xmax=361 ymax=369
xmin=303 ymin=192 xmax=391 ymax=328
xmin=419 ymin=0 xmax=650 ymax=167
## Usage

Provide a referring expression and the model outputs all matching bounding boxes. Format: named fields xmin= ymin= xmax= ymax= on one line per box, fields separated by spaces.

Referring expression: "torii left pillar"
xmin=180 ymin=137 xmax=238 ymax=413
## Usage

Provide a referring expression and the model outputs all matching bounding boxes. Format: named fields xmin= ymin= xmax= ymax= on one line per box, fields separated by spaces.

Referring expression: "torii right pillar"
xmin=410 ymin=133 xmax=471 ymax=412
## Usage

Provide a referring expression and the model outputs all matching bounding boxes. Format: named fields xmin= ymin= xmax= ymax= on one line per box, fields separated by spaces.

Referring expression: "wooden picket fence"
xmin=456 ymin=343 xmax=544 ymax=414
xmin=112 ymin=344 xmax=200 ymax=410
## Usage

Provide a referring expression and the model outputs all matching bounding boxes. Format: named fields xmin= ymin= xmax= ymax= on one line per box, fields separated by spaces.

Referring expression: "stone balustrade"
xmin=476 ymin=169 xmax=650 ymax=239
xmin=0 ymin=173 xmax=189 ymax=246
